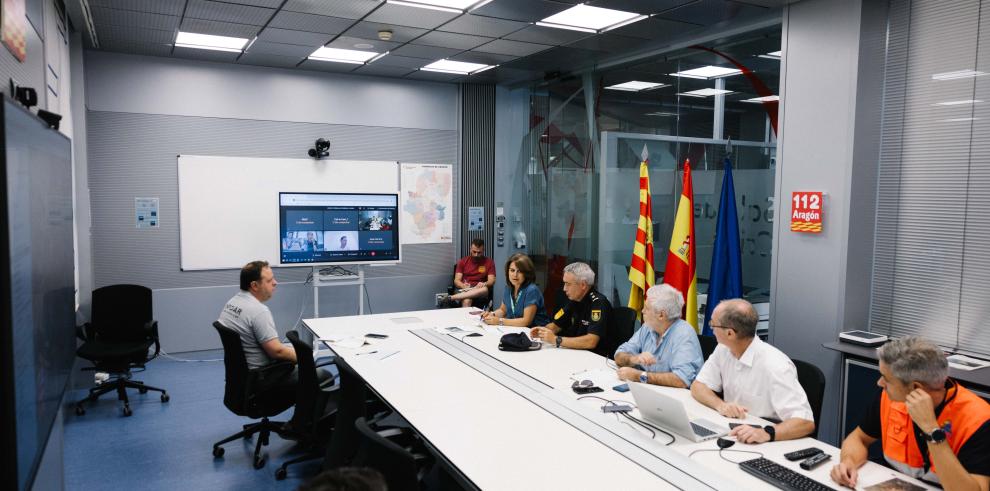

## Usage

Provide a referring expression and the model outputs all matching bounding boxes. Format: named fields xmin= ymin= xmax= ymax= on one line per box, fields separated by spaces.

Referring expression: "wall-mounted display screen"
xmin=279 ymin=193 xmax=400 ymax=265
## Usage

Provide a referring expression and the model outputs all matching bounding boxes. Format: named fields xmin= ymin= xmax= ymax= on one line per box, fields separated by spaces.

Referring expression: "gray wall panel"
xmin=460 ymin=84 xmax=496 ymax=257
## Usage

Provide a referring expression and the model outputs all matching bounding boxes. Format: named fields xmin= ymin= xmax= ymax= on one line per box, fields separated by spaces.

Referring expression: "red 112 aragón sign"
xmin=791 ymin=191 xmax=823 ymax=233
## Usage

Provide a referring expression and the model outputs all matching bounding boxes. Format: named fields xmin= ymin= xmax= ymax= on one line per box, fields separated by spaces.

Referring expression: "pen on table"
xmin=380 ymin=350 xmax=399 ymax=360
xmin=355 ymin=350 xmax=378 ymax=356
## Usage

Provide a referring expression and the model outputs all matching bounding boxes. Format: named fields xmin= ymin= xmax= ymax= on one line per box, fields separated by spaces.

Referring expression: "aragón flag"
xmin=627 ymin=146 xmax=655 ymax=320
xmin=703 ymin=157 xmax=743 ymax=336
xmin=663 ymin=159 xmax=698 ymax=332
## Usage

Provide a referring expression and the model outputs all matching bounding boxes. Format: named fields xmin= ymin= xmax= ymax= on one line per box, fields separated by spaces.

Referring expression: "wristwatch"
xmin=498 ymin=318 xmax=504 ymax=326
xmin=639 ymin=372 xmax=648 ymax=383
xmin=763 ymin=425 xmax=776 ymax=442
xmin=555 ymin=335 xmax=562 ymax=348
xmin=924 ymin=427 xmax=947 ymax=444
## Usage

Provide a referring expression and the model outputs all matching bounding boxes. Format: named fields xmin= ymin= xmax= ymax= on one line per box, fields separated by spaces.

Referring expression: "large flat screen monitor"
xmin=279 ymin=192 xmax=400 ymax=266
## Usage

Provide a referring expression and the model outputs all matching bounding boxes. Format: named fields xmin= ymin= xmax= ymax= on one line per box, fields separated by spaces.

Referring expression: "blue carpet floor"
xmin=63 ymin=350 xmax=327 ymax=491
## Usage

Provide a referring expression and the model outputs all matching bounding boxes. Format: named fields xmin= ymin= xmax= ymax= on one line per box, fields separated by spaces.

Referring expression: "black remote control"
xmin=800 ymin=452 xmax=832 ymax=470
xmin=784 ymin=447 xmax=824 ymax=461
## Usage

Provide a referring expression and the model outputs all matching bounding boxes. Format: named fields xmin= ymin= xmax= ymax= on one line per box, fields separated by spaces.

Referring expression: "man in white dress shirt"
xmin=690 ymin=298 xmax=815 ymax=443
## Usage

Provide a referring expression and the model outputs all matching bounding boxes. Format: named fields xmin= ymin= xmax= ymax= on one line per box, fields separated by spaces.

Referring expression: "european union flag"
xmin=703 ymin=157 xmax=743 ymax=335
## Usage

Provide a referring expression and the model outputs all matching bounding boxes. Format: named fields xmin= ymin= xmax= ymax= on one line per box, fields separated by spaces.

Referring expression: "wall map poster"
xmin=400 ymin=163 xmax=453 ymax=244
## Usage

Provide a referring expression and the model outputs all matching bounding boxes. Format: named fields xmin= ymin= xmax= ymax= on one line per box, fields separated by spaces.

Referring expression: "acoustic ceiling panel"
xmin=470 ymin=0 xmax=571 ymax=22
xmin=246 ymin=40 xmax=317 ymax=57
xmin=88 ymin=0 xmax=186 ymax=16
xmin=341 ymin=22 xmax=429 ymax=44
xmin=283 ymin=0 xmax=382 ymax=19
xmin=184 ymin=0 xmax=275 ymax=25
xmin=503 ymin=24 xmax=594 ymax=46
xmin=98 ymin=39 xmax=174 ymax=56
xmin=268 ymin=11 xmax=356 ymax=34
xmin=365 ymin=3 xmax=460 ymax=30
xmin=404 ymin=70 xmax=465 ymax=82
xmin=173 ymin=45 xmax=242 ymax=62
xmin=391 ymin=43 xmax=463 ymax=60
xmin=411 ymin=31 xmax=493 ymax=51
xmin=89 ymin=7 xmax=180 ymax=31
xmin=96 ymin=24 xmax=175 ymax=45
xmin=353 ymin=63 xmax=417 ymax=77
xmin=449 ymin=50 xmax=516 ymax=65
xmin=608 ymin=16 xmax=702 ymax=40
xmin=180 ymin=18 xmax=262 ymax=38
xmin=327 ymin=35 xmax=401 ymax=52
xmin=566 ymin=33 xmax=651 ymax=55
xmin=237 ymin=51 xmax=305 ymax=68
xmin=298 ymin=59 xmax=363 ymax=73
xmin=438 ymin=14 xmax=528 ymax=38
xmin=586 ymin=0 xmax=697 ymax=15
xmin=371 ymin=54 xmax=434 ymax=69
xmin=256 ymin=27 xmax=332 ymax=46
xmin=232 ymin=0 xmax=296 ymax=8
xmin=475 ymin=39 xmax=552 ymax=57
xmin=657 ymin=0 xmax=769 ymax=25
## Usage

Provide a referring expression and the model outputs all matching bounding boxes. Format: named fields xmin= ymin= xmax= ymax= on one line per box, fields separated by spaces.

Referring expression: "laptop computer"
xmin=629 ymin=383 xmax=729 ymax=442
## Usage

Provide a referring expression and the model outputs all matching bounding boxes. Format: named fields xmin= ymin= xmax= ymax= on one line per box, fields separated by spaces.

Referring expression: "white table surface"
xmin=304 ymin=308 xmax=935 ymax=491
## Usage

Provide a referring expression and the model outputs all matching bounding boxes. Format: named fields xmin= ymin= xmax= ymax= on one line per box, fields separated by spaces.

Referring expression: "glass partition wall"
xmin=509 ymin=27 xmax=780 ymax=320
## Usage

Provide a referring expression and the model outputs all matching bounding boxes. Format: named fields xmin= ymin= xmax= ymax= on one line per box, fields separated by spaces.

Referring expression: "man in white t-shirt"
xmin=690 ymin=298 xmax=815 ymax=443
xmin=218 ymin=261 xmax=329 ymax=404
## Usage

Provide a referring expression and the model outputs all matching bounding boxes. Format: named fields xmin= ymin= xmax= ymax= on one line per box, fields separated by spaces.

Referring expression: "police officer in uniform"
xmin=531 ymin=262 xmax=611 ymax=352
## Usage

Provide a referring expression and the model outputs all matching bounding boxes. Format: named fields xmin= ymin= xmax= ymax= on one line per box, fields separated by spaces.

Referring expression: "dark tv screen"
xmin=0 ymin=98 xmax=75 ymax=491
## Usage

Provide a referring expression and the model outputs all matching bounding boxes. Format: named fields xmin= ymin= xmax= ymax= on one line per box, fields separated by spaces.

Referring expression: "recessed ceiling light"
xmin=932 ymin=69 xmax=986 ymax=81
xmin=175 ymin=31 xmax=249 ymax=52
xmin=934 ymin=99 xmax=983 ymax=106
xmin=605 ymin=81 xmax=666 ymax=92
xmin=421 ymin=59 xmax=495 ymax=75
xmin=670 ymin=66 xmax=742 ymax=79
xmin=537 ymin=4 xmax=646 ymax=33
xmin=309 ymin=47 xmax=380 ymax=64
xmin=741 ymin=95 xmax=780 ymax=103
xmin=386 ymin=0 xmax=464 ymax=13
xmin=679 ymin=88 xmax=734 ymax=97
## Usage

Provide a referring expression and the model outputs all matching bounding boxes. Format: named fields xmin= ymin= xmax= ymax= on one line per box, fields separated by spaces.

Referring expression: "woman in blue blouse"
xmin=481 ymin=253 xmax=550 ymax=328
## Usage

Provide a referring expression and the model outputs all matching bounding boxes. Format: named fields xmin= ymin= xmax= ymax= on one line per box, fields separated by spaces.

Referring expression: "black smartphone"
xmin=365 ymin=333 xmax=389 ymax=339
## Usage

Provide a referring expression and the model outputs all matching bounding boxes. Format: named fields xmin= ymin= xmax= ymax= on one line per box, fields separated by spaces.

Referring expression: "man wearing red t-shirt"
xmin=444 ymin=238 xmax=495 ymax=308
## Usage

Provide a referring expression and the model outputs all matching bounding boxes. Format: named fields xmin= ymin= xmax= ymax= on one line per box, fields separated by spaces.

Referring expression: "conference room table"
xmin=304 ymin=307 xmax=934 ymax=491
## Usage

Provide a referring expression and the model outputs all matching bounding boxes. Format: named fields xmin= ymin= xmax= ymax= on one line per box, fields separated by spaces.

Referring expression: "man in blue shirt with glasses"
xmin=614 ymin=284 xmax=703 ymax=388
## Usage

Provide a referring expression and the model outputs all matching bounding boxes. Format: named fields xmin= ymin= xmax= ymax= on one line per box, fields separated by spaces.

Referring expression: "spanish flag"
xmin=663 ymin=159 xmax=698 ymax=332
xmin=627 ymin=146 xmax=655 ymax=320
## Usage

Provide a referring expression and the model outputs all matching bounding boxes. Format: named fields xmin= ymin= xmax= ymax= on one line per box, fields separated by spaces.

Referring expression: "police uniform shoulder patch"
xmin=591 ymin=309 xmax=602 ymax=322
xmin=554 ymin=308 xmax=565 ymax=320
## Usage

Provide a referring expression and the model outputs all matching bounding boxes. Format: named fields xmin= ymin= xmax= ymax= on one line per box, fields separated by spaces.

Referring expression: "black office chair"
xmin=274 ymin=330 xmax=339 ymax=480
xmin=212 ymin=321 xmax=299 ymax=469
xmin=352 ymin=417 xmax=432 ymax=491
xmin=792 ymin=358 xmax=826 ymax=439
xmin=74 ymin=284 xmax=169 ymax=417
xmin=598 ymin=306 xmax=636 ymax=358
xmin=698 ymin=335 xmax=718 ymax=361
xmin=323 ymin=356 xmax=372 ymax=469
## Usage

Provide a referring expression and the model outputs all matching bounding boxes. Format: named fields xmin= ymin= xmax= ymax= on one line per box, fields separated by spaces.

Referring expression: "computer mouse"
xmin=716 ymin=437 xmax=735 ymax=449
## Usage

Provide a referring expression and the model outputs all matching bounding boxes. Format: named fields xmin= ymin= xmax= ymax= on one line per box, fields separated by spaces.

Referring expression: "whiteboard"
xmin=177 ymin=155 xmax=398 ymax=270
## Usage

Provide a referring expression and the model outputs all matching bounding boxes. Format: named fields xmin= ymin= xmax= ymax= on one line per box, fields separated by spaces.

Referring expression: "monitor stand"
xmin=311 ymin=265 xmax=365 ymax=318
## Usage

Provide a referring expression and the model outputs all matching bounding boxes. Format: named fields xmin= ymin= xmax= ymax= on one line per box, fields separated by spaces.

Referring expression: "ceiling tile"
xmin=97 ymin=40 xmax=174 ymax=57
xmin=184 ymin=0 xmax=275 ymax=26
xmin=283 ymin=0 xmax=382 ymax=19
xmin=298 ymin=59 xmax=363 ymax=73
xmin=180 ymin=18 xmax=262 ymax=38
xmin=656 ymin=0 xmax=769 ymax=25
xmin=475 ymin=39 xmax=551 ymax=57
xmin=608 ymin=16 xmax=702 ymax=40
xmin=404 ymin=70 xmax=464 ymax=83
xmin=90 ymin=7 xmax=180 ymax=31
xmin=438 ymin=14 xmax=528 ymax=38
xmin=226 ymin=0 xmax=283 ymax=7
xmin=566 ymin=33 xmax=649 ymax=54
xmin=411 ymin=31 xmax=492 ymax=50
xmin=237 ymin=52 xmax=305 ymax=68
xmin=390 ymin=43 xmax=463 ymax=60
xmin=504 ymin=46 xmax=606 ymax=71
xmin=586 ymin=0 xmax=697 ymax=15
xmin=503 ymin=25 xmax=593 ymax=46
xmin=341 ymin=22 xmax=428 ymax=43
xmin=268 ymin=11 xmax=355 ymax=34
xmin=88 ymin=0 xmax=185 ymax=16
xmin=246 ymin=40 xmax=317 ymax=57
xmin=96 ymin=25 xmax=175 ymax=44
xmin=256 ymin=27 xmax=332 ymax=46
xmin=172 ymin=45 xmax=242 ymax=62
xmin=470 ymin=0 xmax=571 ymax=23
xmin=326 ymin=35 xmax=400 ymax=52
xmin=353 ymin=63 xmax=416 ymax=77
xmin=372 ymin=54 xmax=434 ymax=69
xmin=365 ymin=3 xmax=460 ymax=30
xmin=449 ymin=51 xmax=516 ymax=65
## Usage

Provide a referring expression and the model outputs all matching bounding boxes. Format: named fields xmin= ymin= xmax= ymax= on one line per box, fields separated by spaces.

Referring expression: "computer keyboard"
xmin=691 ymin=422 xmax=716 ymax=438
xmin=739 ymin=457 xmax=833 ymax=491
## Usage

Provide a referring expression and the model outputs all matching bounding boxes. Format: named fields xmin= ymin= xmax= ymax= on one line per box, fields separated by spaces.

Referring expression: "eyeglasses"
xmin=571 ymin=379 xmax=594 ymax=389
xmin=710 ymin=324 xmax=735 ymax=332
